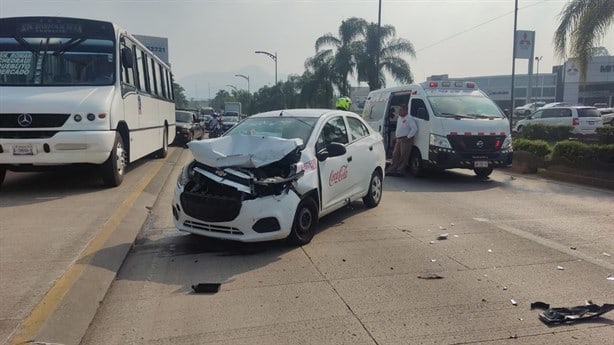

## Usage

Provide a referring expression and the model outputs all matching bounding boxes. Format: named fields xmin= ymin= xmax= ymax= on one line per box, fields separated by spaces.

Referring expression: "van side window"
xmin=543 ymin=109 xmax=558 ymax=118
xmin=531 ymin=110 xmax=543 ymax=119
xmin=411 ymin=98 xmax=429 ymax=120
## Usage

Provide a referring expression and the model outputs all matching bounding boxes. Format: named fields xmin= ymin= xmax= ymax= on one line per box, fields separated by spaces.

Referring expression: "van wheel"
xmin=101 ymin=133 xmax=126 ymax=187
xmin=155 ymin=127 xmax=168 ymax=158
xmin=363 ymin=170 xmax=383 ymax=208
xmin=409 ymin=150 xmax=426 ymax=177
xmin=474 ymin=167 xmax=493 ymax=178
xmin=288 ymin=197 xmax=318 ymax=246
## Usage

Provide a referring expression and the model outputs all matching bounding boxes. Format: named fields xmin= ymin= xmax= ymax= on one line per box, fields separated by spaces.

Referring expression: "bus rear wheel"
xmin=155 ymin=127 xmax=168 ymax=158
xmin=101 ymin=133 xmax=127 ymax=187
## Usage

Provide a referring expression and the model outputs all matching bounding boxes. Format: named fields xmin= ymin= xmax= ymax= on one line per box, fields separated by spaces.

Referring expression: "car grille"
xmin=447 ymin=135 xmax=505 ymax=154
xmin=183 ymin=220 xmax=244 ymax=235
xmin=0 ymin=114 xmax=71 ymax=128
xmin=180 ymin=191 xmax=242 ymax=222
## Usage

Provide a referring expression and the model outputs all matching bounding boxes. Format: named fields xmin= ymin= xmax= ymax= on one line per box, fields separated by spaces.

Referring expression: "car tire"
xmin=363 ymin=170 xmax=383 ymax=208
xmin=409 ymin=150 xmax=426 ymax=177
xmin=101 ymin=133 xmax=126 ymax=187
xmin=288 ymin=197 xmax=318 ymax=246
xmin=155 ymin=127 xmax=168 ymax=158
xmin=516 ymin=125 xmax=523 ymax=133
xmin=474 ymin=167 xmax=493 ymax=178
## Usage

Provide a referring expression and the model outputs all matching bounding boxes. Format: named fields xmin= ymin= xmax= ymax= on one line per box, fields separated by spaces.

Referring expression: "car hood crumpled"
xmin=188 ymin=135 xmax=303 ymax=168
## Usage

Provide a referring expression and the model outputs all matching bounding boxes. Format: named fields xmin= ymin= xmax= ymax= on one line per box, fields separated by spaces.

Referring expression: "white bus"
xmin=0 ymin=16 xmax=176 ymax=187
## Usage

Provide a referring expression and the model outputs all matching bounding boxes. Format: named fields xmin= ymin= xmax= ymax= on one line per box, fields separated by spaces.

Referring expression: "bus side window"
xmin=411 ymin=99 xmax=429 ymax=121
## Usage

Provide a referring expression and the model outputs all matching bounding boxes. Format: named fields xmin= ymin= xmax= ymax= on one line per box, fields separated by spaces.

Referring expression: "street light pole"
xmin=255 ymin=50 xmax=277 ymax=85
xmin=535 ymin=56 xmax=543 ymax=101
xmin=235 ymin=74 xmax=250 ymax=94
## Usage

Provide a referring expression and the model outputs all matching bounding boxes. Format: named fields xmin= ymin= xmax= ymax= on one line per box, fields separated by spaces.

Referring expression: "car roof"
xmin=249 ymin=108 xmax=347 ymax=119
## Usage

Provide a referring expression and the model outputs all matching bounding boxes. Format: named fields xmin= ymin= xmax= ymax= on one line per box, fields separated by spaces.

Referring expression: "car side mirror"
xmin=121 ymin=47 xmax=134 ymax=69
xmin=316 ymin=142 xmax=346 ymax=161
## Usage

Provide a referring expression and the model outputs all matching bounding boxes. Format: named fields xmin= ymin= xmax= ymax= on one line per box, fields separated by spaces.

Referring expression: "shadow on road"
xmin=383 ymin=168 xmax=505 ymax=193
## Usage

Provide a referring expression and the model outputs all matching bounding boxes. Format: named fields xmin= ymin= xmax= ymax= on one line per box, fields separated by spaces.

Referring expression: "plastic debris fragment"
xmin=557 ymin=266 xmax=565 ymax=270
xmin=418 ymin=273 xmax=443 ymax=279
xmin=191 ymin=283 xmax=221 ymax=293
xmin=511 ymin=299 xmax=518 ymax=306
xmin=437 ymin=233 xmax=448 ymax=240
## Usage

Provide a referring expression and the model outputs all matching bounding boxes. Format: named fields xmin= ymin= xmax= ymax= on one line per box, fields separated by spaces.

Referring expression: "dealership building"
xmin=430 ymin=55 xmax=614 ymax=111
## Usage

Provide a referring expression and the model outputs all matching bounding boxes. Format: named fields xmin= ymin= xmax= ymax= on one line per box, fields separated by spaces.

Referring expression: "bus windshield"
xmin=0 ymin=36 xmax=115 ymax=86
xmin=428 ymin=95 xmax=505 ymax=119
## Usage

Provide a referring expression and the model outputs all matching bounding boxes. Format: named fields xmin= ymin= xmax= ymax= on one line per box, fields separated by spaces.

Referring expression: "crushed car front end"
xmin=172 ymin=136 xmax=306 ymax=242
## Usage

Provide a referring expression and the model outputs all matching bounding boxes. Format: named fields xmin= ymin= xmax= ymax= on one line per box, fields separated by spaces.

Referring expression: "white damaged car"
xmin=172 ymin=109 xmax=386 ymax=245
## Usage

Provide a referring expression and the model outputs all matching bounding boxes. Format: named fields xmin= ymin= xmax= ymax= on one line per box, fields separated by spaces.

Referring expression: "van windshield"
xmin=428 ymin=95 xmax=505 ymax=119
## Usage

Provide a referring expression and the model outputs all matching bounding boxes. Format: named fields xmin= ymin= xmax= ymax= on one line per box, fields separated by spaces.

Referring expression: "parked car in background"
xmin=172 ymin=108 xmax=386 ymax=245
xmin=599 ymin=107 xmax=614 ymax=126
xmin=174 ymin=110 xmax=205 ymax=146
xmin=198 ymin=114 xmax=213 ymax=130
xmin=514 ymin=106 xmax=603 ymax=134
xmin=513 ymin=101 xmax=546 ymax=116
xmin=538 ymin=102 xmax=573 ymax=110
xmin=221 ymin=113 xmax=240 ymax=131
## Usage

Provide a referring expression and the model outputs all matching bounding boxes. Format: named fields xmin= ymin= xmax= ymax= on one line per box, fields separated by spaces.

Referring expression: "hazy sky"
xmin=2 ymin=0 xmax=613 ymax=98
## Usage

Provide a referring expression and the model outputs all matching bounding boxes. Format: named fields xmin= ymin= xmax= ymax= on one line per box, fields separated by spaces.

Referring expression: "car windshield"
xmin=428 ymin=95 xmax=505 ymax=119
xmin=175 ymin=112 xmax=193 ymax=122
xmin=226 ymin=116 xmax=318 ymax=143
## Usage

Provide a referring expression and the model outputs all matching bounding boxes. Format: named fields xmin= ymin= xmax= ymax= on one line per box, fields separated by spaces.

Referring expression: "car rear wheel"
xmin=363 ymin=170 xmax=383 ymax=208
xmin=0 ymin=167 xmax=6 ymax=187
xmin=474 ymin=167 xmax=493 ymax=178
xmin=101 ymin=133 xmax=126 ymax=187
xmin=288 ymin=197 xmax=318 ymax=246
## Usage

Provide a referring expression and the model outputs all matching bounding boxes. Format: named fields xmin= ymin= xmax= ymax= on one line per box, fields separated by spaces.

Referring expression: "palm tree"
xmin=301 ymin=50 xmax=335 ymax=107
xmin=314 ymin=17 xmax=368 ymax=96
xmin=356 ymin=23 xmax=416 ymax=90
xmin=554 ymin=0 xmax=614 ymax=82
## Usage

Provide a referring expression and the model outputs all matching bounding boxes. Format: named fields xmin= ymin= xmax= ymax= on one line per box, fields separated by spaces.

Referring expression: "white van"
xmin=362 ymin=81 xmax=513 ymax=178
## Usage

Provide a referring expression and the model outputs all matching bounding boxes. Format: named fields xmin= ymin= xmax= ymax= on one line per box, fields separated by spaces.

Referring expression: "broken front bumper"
xmin=172 ymin=183 xmax=300 ymax=242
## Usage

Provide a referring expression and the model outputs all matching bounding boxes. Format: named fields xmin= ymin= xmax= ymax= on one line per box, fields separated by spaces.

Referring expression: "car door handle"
xmin=369 ymin=146 xmax=373 ymax=151
xmin=347 ymin=156 xmax=352 ymax=162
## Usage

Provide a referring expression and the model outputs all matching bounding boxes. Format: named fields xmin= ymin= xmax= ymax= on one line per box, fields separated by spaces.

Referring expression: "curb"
xmin=537 ymin=168 xmax=614 ymax=191
xmin=13 ymin=149 xmax=180 ymax=345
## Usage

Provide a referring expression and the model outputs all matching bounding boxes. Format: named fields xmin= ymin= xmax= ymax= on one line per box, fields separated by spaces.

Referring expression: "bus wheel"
xmin=101 ymin=133 xmax=127 ymax=187
xmin=409 ymin=150 xmax=426 ymax=177
xmin=474 ymin=167 xmax=493 ymax=178
xmin=156 ymin=127 xmax=168 ymax=158
xmin=0 ymin=167 xmax=6 ymax=187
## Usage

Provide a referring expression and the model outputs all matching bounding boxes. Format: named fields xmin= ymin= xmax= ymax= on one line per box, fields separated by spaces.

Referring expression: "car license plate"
xmin=13 ymin=144 xmax=35 ymax=156
xmin=474 ymin=160 xmax=489 ymax=168
xmin=588 ymin=121 xmax=594 ymax=125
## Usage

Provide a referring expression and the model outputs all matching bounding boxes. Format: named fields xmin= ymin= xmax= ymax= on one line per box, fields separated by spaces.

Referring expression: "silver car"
xmin=514 ymin=106 xmax=603 ymax=134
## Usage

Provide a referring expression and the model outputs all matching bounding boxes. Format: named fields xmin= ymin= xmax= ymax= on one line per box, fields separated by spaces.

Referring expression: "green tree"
xmin=356 ymin=23 xmax=415 ymax=90
xmin=173 ymin=82 xmax=188 ymax=109
xmin=591 ymin=46 xmax=610 ymax=56
xmin=554 ymin=0 xmax=614 ymax=82
xmin=315 ymin=17 xmax=368 ymax=96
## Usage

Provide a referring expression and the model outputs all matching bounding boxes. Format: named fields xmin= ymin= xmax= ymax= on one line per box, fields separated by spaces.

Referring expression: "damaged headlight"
xmin=176 ymin=165 xmax=191 ymax=188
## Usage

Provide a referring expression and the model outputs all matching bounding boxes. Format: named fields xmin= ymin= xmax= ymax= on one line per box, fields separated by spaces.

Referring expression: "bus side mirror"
xmin=121 ymin=47 xmax=134 ymax=68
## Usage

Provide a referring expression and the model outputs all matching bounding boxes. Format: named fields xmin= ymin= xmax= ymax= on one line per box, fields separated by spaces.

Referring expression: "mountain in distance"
xmin=177 ymin=65 xmax=286 ymax=100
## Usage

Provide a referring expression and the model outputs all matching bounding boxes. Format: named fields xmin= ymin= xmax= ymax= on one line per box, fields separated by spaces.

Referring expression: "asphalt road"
xmin=1 ymin=145 xmax=613 ymax=345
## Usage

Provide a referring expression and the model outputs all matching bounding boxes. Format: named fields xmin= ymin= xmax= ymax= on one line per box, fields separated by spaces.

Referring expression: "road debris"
xmin=511 ymin=298 xmax=518 ymax=306
xmin=191 ymin=283 xmax=221 ymax=294
xmin=557 ymin=265 xmax=565 ymax=270
xmin=437 ymin=233 xmax=448 ymax=240
xmin=488 ymin=249 xmax=493 ymax=253
xmin=439 ymin=226 xmax=447 ymax=230
xmin=602 ymin=252 xmax=611 ymax=257
xmin=607 ymin=275 xmax=614 ymax=281
xmin=532 ymin=301 xmax=614 ymax=324
xmin=418 ymin=273 xmax=443 ymax=279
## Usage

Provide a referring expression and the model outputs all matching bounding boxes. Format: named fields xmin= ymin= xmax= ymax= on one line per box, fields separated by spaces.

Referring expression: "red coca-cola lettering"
xmin=329 ymin=164 xmax=348 ymax=186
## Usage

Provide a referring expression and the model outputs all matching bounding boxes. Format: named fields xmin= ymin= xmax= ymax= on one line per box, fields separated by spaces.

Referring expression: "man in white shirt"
xmin=386 ymin=103 xmax=418 ymax=176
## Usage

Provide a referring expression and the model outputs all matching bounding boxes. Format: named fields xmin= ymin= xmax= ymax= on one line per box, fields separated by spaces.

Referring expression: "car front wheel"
xmin=409 ymin=150 xmax=426 ymax=177
xmin=363 ymin=170 xmax=383 ymax=208
xmin=288 ymin=197 xmax=318 ymax=246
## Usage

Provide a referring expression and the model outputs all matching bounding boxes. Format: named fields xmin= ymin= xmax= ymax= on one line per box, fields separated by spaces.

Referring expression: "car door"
xmin=316 ymin=116 xmax=353 ymax=213
xmin=528 ymin=109 xmax=545 ymax=125
xmin=345 ymin=116 xmax=377 ymax=197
